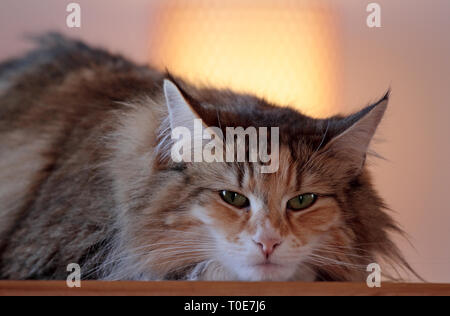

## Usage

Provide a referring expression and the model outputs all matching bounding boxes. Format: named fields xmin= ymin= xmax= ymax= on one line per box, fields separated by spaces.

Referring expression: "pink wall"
xmin=0 ymin=0 xmax=153 ymax=63
xmin=1 ymin=0 xmax=449 ymax=282
xmin=337 ymin=0 xmax=450 ymax=282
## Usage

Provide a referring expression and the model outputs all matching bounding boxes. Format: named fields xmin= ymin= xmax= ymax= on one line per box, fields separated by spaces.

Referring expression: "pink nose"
xmin=252 ymin=237 xmax=282 ymax=259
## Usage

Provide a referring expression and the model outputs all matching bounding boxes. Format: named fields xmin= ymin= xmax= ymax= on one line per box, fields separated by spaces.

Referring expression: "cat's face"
xmin=183 ymin=145 xmax=343 ymax=281
xmin=125 ymin=79 xmax=393 ymax=281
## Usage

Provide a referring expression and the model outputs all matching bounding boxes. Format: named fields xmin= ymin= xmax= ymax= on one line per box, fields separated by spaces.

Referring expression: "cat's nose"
xmin=252 ymin=236 xmax=282 ymax=259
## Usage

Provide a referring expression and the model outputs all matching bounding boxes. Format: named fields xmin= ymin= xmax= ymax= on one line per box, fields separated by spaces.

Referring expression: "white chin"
xmin=235 ymin=263 xmax=298 ymax=281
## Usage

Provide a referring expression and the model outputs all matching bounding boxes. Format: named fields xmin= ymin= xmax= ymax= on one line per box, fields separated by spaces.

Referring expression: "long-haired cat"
xmin=0 ymin=34 xmax=415 ymax=281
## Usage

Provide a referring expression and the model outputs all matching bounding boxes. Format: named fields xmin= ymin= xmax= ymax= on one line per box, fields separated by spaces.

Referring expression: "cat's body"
xmin=0 ymin=34 xmax=412 ymax=281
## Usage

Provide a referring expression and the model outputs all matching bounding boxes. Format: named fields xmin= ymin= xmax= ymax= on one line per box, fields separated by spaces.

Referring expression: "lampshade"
xmin=147 ymin=0 xmax=341 ymax=117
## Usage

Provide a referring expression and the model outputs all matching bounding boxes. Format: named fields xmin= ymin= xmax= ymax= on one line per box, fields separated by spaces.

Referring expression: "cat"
xmin=0 ymin=33 xmax=416 ymax=281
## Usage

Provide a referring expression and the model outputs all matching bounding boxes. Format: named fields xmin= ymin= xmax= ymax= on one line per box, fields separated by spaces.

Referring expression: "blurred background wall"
xmin=0 ymin=0 xmax=449 ymax=282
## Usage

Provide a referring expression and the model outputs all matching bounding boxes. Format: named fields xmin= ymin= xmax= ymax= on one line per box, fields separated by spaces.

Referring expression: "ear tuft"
xmin=163 ymin=79 xmax=199 ymax=132
xmin=322 ymin=93 xmax=389 ymax=174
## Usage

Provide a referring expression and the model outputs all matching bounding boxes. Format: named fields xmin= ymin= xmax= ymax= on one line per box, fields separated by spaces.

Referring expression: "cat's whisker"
xmin=88 ymin=247 xmax=214 ymax=275
xmin=307 ymin=255 xmax=368 ymax=271
xmin=112 ymin=240 xmax=215 ymax=253
xmin=315 ymin=247 xmax=373 ymax=260
xmin=87 ymin=251 xmax=213 ymax=280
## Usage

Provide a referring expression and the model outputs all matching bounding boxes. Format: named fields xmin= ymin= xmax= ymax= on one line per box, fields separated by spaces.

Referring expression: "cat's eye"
xmin=287 ymin=193 xmax=318 ymax=211
xmin=219 ymin=190 xmax=250 ymax=208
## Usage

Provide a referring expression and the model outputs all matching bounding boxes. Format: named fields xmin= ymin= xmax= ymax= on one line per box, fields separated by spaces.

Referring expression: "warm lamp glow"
xmin=147 ymin=0 xmax=341 ymax=117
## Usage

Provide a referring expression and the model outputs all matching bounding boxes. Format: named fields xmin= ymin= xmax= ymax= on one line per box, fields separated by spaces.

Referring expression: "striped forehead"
xmin=238 ymin=147 xmax=299 ymax=204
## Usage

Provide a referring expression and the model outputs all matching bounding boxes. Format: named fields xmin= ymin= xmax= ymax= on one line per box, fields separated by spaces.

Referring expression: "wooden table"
xmin=0 ymin=281 xmax=449 ymax=296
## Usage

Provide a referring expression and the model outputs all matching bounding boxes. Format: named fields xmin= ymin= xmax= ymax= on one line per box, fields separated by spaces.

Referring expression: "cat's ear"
xmin=162 ymin=79 xmax=223 ymax=163
xmin=322 ymin=92 xmax=389 ymax=174
xmin=163 ymin=79 xmax=200 ymax=133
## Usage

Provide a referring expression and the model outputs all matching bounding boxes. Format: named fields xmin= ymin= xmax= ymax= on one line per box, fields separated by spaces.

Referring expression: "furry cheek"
xmin=190 ymin=199 xmax=250 ymax=244
xmin=287 ymin=201 xmax=341 ymax=246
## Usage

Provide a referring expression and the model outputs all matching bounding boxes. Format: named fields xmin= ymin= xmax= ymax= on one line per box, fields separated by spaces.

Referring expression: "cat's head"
xmin=112 ymin=78 xmax=409 ymax=281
